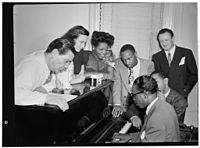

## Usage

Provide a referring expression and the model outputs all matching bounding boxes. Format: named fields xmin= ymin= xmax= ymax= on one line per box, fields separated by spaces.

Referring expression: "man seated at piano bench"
xmin=151 ymin=71 xmax=188 ymax=125
xmin=112 ymin=75 xmax=180 ymax=142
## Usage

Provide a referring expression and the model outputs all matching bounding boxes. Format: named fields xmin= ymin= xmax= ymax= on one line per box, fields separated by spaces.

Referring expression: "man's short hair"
xmin=45 ymin=38 xmax=75 ymax=55
xmin=157 ymin=28 xmax=174 ymax=42
xmin=151 ymin=71 xmax=168 ymax=79
xmin=133 ymin=75 xmax=158 ymax=94
xmin=120 ymin=44 xmax=136 ymax=55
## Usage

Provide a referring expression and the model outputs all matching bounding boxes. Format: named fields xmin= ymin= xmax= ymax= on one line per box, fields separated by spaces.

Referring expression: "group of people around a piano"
xmin=15 ymin=25 xmax=198 ymax=143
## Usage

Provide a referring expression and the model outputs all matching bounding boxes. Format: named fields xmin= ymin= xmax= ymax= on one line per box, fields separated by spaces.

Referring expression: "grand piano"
xmin=14 ymin=80 xmax=139 ymax=146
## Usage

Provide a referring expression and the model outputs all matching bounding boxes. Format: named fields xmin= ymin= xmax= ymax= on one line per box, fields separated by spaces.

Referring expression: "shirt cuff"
xmin=114 ymin=104 xmax=121 ymax=106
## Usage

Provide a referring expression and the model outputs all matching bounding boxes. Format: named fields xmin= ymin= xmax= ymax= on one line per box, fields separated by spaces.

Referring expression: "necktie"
xmin=128 ymin=68 xmax=134 ymax=84
xmin=43 ymin=71 xmax=53 ymax=85
xmin=167 ymin=52 xmax=172 ymax=66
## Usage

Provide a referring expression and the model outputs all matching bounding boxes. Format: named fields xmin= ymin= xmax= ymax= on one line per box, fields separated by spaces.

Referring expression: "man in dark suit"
xmin=152 ymin=28 xmax=198 ymax=100
xmin=151 ymin=71 xmax=188 ymax=124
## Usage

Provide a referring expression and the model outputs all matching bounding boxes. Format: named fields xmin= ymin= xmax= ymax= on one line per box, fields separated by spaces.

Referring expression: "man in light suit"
xmin=113 ymin=75 xmax=180 ymax=142
xmin=152 ymin=28 xmax=198 ymax=123
xmin=152 ymin=28 xmax=198 ymax=99
xmin=111 ymin=44 xmax=154 ymax=128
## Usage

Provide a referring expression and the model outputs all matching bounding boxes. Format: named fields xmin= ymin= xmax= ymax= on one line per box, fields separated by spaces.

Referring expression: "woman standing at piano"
xmin=84 ymin=31 xmax=115 ymax=79
xmin=61 ymin=25 xmax=90 ymax=85
xmin=59 ymin=27 xmax=115 ymax=131
xmin=85 ymin=31 xmax=116 ymax=117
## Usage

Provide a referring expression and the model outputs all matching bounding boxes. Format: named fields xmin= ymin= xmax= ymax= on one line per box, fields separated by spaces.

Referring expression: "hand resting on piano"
xmin=112 ymin=105 xmax=124 ymax=118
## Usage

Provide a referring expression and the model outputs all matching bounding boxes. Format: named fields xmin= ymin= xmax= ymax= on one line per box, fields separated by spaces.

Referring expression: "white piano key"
xmin=119 ymin=121 xmax=132 ymax=134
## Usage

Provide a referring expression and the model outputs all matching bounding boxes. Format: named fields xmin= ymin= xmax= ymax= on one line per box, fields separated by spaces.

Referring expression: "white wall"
xmin=162 ymin=3 xmax=198 ymax=127
xmin=174 ymin=3 xmax=198 ymax=127
xmin=14 ymin=4 xmax=91 ymax=64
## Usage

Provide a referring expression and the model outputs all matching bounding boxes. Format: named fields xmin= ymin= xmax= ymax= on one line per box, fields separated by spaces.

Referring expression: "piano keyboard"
xmin=119 ymin=121 xmax=132 ymax=134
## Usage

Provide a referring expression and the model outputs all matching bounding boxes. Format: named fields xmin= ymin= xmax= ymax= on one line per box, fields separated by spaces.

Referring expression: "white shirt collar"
xmin=164 ymin=88 xmax=171 ymax=98
xmin=164 ymin=45 xmax=176 ymax=60
xmin=146 ymin=97 xmax=159 ymax=115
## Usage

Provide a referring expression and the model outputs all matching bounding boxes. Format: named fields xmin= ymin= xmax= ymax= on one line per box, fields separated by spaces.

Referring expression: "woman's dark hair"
xmin=45 ymin=38 xmax=75 ymax=55
xmin=62 ymin=25 xmax=89 ymax=46
xmin=91 ymin=31 xmax=115 ymax=48
xmin=133 ymin=75 xmax=158 ymax=94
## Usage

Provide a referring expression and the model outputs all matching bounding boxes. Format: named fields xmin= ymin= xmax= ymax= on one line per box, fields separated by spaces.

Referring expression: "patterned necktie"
xmin=167 ymin=52 xmax=172 ymax=66
xmin=43 ymin=71 xmax=53 ymax=85
xmin=128 ymin=68 xmax=134 ymax=93
xmin=128 ymin=68 xmax=134 ymax=84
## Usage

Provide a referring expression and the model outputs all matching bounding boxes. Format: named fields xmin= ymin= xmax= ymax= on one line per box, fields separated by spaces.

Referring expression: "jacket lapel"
xmin=170 ymin=46 xmax=182 ymax=69
xmin=161 ymin=50 xmax=170 ymax=71
xmin=141 ymin=99 xmax=161 ymax=131
xmin=119 ymin=60 xmax=129 ymax=89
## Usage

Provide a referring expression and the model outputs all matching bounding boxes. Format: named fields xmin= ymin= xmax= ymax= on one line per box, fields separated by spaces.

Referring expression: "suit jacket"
xmin=152 ymin=46 xmax=198 ymax=99
xmin=112 ymin=58 xmax=154 ymax=110
xmin=166 ymin=88 xmax=188 ymax=124
xmin=140 ymin=98 xmax=180 ymax=142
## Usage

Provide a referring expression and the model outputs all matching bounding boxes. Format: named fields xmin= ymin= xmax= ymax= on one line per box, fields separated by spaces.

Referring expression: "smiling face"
xmin=158 ymin=32 xmax=174 ymax=51
xmin=93 ymin=42 xmax=109 ymax=60
xmin=49 ymin=49 xmax=74 ymax=73
xmin=74 ymin=34 xmax=88 ymax=52
xmin=121 ymin=50 xmax=137 ymax=68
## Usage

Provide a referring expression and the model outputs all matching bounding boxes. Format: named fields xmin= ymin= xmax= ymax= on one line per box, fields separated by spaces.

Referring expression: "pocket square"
xmin=179 ymin=57 xmax=185 ymax=65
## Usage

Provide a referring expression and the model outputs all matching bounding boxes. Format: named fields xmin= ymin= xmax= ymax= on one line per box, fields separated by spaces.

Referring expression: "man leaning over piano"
xmin=112 ymin=75 xmax=180 ymax=142
xmin=111 ymin=44 xmax=155 ymax=128
xmin=15 ymin=38 xmax=75 ymax=111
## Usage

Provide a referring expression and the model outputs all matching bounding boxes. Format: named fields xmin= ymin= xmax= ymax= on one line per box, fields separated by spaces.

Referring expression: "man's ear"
xmin=143 ymin=90 xmax=149 ymax=99
xmin=52 ymin=48 xmax=59 ymax=57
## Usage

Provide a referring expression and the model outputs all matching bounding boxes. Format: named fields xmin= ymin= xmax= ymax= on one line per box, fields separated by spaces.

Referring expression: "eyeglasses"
xmin=130 ymin=91 xmax=144 ymax=100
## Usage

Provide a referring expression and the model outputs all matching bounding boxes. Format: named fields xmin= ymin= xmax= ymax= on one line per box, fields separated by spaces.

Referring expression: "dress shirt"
xmin=164 ymin=45 xmax=176 ymax=61
xmin=15 ymin=50 xmax=50 ymax=105
xmin=43 ymin=62 xmax=74 ymax=91
xmin=164 ymin=88 xmax=171 ymax=98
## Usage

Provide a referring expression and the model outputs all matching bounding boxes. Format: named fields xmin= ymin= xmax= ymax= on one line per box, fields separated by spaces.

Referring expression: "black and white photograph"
xmin=2 ymin=1 xmax=199 ymax=146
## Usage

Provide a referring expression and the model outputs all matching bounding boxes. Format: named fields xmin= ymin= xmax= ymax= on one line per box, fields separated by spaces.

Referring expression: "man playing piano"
xmin=112 ymin=75 xmax=180 ymax=142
